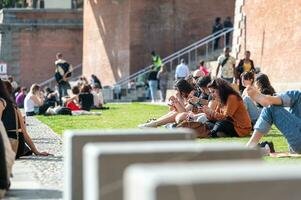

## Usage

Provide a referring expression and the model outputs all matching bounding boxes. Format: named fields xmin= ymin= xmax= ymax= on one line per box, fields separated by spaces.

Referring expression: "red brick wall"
xmin=18 ymin=28 xmax=82 ymax=87
xmin=236 ymin=0 xmax=301 ymax=91
xmin=129 ymin=0 xmax=235 ymax=74
xmin=83 ymin=0 xmax=130 ymax=86
xmin=0 ymin=9 xmax=82 ymax=88
xmin=83 ymin=0 xmax=235 ymax=86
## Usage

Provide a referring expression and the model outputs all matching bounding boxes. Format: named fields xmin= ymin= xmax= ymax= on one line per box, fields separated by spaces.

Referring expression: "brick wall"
xmin=83 ymin=0 xmax=130 ymax=86
xmin=83 ymin=0 xmax=235 ymax=86
xmin=234 ymin=0 xmax=301 ymax=91
xmin=0 ymin=9 xmax=82 ymax=87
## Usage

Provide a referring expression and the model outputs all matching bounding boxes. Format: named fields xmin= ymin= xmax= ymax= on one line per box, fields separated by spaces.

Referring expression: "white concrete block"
xmin=83 ymin=142 xmax=262 ymax=200
xmin=63 ymin=129 xmax=196 ymax=200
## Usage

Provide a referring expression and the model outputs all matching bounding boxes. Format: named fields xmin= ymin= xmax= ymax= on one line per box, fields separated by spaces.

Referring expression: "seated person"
xmin=2 ymin=80 xmax=49 ymax=158
xmin=91 ymin=84 xmax=107 ymax=109
xmin=138 ymin=79 xmax=195 ymax=128
xmin=78 ymin=84 xmax=94 ymax=111
xmin=202 ymin=78 xmax=252 ymax=137
xmin=246 ymin=87 xmax=301 ymax=153
xmin=64 ymin=86 xmax=81 ymax=111
xmin=15 ymin=87 xmax=27 ymax=108
xmin=24 ymin=84 xmax=44 ymax=116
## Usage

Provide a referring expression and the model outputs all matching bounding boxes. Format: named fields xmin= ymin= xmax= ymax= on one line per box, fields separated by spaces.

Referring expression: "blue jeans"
xmin=148 ymin=80 xmax=158 ymax=102
xmin=254 ymin=105 xmax=301 ymax=153
xmin=243 ymin=96 xmax=260 ymax=125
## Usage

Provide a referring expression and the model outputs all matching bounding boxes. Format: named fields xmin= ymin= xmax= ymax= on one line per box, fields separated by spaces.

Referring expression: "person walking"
xmin=54 ymin=52 xmax=72 ymax=105
xmin=157 ymin=65 xmax=168 ymax=102
xmin=212 ymin=17 xmax=223 ymax=50
xmin=223 ymin=16 xmax=233 ymax=46
xmin=151 ymin=51 xmax=162 ymax=71
xmin=148 ymin=66 xmax=159 ymax=103
xmin=216 ymin=47 xmax=236 ymax=83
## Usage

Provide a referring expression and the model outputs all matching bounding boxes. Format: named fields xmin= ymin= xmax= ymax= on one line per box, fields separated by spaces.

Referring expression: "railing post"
xmin=224 ymin=32 xmax=226 ymax=48
xmin=188 ymin=51 xmax=191 ymax=67
xmin=195 ymin=49 xmax=197 ymax=66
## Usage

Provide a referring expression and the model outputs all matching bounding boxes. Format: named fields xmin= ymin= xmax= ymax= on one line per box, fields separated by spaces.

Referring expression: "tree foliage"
xmin=0 ymin=0 xmax=24 ymax=9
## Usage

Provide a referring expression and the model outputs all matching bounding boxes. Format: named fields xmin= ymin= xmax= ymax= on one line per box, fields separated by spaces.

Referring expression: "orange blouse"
xmin=210 ymin=95 xmax=252 ymax=137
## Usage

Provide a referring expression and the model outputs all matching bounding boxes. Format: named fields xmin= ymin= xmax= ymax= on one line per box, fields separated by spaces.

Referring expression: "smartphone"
xmin=189 ymin=101 xmax=202 ymax=108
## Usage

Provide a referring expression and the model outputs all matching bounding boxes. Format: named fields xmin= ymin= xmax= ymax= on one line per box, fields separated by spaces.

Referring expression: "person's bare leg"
xmin=138 ymin=111 xmax=178 ymax=128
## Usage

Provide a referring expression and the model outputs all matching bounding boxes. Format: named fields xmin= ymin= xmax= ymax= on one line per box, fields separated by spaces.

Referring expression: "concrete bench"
xmin=124 ymin=161 xmax=301 ymax=200
xmin=83 ymin=141 xmax=262 ymax=200
xmin=63 ymin=129 xmax=196 ymax=200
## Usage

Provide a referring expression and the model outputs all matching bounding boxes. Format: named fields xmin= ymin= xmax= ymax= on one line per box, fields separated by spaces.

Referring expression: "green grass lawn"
xmin=36 ymin=103 xmax=301 ymax=163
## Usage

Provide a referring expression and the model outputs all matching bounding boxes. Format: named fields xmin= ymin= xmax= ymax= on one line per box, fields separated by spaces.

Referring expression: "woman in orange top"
xmin=202 ymin=78 xmax=252 ymax=137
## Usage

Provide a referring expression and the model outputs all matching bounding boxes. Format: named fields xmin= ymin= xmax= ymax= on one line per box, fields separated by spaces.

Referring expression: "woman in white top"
xmin=24 ymin=84 xmax=44 ymax=116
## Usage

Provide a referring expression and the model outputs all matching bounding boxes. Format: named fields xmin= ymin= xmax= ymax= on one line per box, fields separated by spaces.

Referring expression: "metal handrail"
xmin=39 ymin=63 xmax=82 ymax=88
xmin=115 ymin=28 xmax=229 ymax=86
xmin=115 ymin=28 xmax=234 ymax=87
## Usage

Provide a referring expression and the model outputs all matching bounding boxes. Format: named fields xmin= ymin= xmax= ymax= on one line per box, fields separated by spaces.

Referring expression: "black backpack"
xmin=56 ymin=107 xmax=72 ymax=115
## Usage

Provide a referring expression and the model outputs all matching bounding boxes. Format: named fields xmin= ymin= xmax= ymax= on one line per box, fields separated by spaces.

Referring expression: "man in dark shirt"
xmin=212 ymin=17 xmax=223 ymax=50
xmin=223 ymin=16 xmax=233 ymax=46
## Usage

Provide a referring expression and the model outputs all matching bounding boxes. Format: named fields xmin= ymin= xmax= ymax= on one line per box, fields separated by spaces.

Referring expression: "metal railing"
xmin=39 ymin=63 xmax=82 ymax=89
xmin=115 ymin=28 xmax=234 ymax=88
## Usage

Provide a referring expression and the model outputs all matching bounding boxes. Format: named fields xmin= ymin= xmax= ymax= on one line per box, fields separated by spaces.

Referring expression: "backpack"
xmin=55 ymin=62 xmax=72 ymax=83
xmin=56 ymin=107 xmax=72 ymax=115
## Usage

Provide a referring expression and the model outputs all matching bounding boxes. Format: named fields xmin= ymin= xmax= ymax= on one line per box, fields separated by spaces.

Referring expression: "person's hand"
xmin=200 ymin=105 xmax=213 ymax=118
xmin=169 ymin=95 xmax=176 ymax=103
xmin=246 ymin=86 xmax=259 ymax=99
xmin=186 ymin=111 xmax=195 ymax=121
xmin=189 ymin=95 xmax=199 ymax=104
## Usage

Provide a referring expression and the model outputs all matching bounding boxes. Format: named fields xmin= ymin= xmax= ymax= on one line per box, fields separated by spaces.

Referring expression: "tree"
xmin=0 ymin=0 xmax=25 ymax=9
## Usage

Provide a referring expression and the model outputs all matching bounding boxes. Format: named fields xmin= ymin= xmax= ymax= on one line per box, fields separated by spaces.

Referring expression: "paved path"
xmin=5 ymin=116 xmax=63 ymax=200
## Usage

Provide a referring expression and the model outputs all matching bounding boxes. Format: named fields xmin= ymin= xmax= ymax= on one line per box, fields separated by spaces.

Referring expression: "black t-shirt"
xmin=79 ymin=93 xmax=94 ymax=111
xmin=148 ymin=70 xmax=158 ymax=81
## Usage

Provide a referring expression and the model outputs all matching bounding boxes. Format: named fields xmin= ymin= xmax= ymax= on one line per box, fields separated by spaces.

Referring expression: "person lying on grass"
xmin=246 ymin=86 xmax=301 ymax=153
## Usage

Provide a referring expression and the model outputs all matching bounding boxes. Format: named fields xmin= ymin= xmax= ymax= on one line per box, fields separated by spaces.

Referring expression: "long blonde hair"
xmin=159 ymin=65 xmax=167 ymax=73
xmin=29 ymin=84 xmax=40 ymax=95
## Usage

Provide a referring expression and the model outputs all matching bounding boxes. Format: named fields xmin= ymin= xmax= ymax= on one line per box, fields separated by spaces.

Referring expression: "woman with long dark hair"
xmin=202 ymin=78 xmax=252 ymax=137
xmin=1 ymin=80 xmax=49 ymax=158
xmin=254 ymin=73 xmax=276 ymax=95
xmin=138 ymin=79 xmax=194 ymax=128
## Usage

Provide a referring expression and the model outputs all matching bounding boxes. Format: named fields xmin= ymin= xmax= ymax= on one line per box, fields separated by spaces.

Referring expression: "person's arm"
xmin=175 ymin=66 xmax=178 ymax=79
xmin=215 ymin=63 xmax=221 ymax=77
xmin=232 ymin=63 xmax=236 ymax=83
xmin=16 ymin=108 xmax=49 ymax=156
xmin=246 ymin=131 xmax=264 ymax=148
xmin=30 ymin=95 xmax=44 ymax=107
xmin=212 ymin=95 xmax=239 ymax=120
xmin=0 ymin=99 xmax=6 ymax=119
xmin=246 ymin=86 xmax=282 ymax=107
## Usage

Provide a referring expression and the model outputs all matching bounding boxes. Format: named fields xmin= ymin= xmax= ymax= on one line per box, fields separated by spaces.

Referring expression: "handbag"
xmin=176 ymin=121 xmax=211 ymax=138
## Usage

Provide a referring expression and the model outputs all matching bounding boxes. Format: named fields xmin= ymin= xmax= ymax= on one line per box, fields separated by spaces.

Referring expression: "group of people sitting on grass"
xmin=20 ymin=76 xmax=107 ymax=117
xmin=139 ymin=67 xmax=301 ymax=155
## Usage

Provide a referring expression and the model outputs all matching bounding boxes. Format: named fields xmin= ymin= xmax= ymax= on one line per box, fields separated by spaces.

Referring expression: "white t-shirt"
xmin=175 ymin=63 xmax=190 ymax=79
xmin=24 ymin=94 xmax=36 ymax=113
xmin=92 ymin=91 xmax=104 ymax=107
xmin=217 ymin=55 xmax=236 ymax=78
